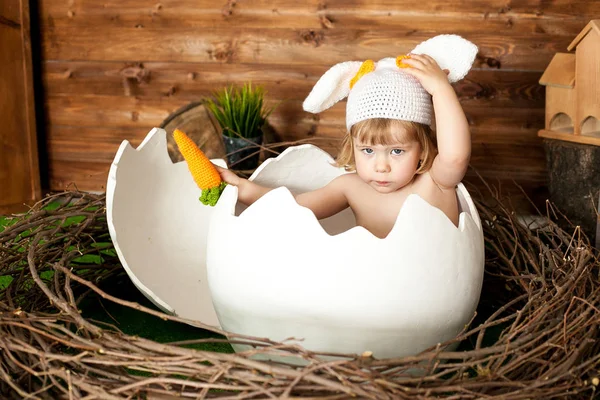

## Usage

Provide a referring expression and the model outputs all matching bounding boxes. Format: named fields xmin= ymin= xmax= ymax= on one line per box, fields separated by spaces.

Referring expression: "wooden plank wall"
xmin=37 ymin=0 xmax=600 ymax=206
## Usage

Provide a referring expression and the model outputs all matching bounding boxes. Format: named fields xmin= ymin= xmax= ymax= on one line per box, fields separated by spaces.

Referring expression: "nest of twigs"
xmin=1 ymin=187 xmax=599 ymax=399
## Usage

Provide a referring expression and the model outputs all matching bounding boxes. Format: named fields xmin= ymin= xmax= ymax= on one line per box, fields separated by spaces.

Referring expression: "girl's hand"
xmin=401 ymin=54 xmax=451 ymax=97
xmin=214 ymin=164 xmax=272 ymax=205
xmin=214 ymin=164 xmax=241 ymax=186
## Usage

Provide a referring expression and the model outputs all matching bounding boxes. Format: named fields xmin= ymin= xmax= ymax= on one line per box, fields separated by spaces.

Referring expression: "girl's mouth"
xmin=375 ymin=181 xmax=390 ymax=186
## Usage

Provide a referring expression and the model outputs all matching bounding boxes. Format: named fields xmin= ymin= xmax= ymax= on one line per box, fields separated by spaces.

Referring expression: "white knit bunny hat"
xmin=303 ymin=34 xmax=478 ymax=131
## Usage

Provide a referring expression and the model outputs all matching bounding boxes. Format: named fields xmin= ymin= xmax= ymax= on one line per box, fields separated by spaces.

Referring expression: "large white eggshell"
xmin=207 ymin=145 xmax=484 ymax=359
xmin=106 ymin=128 xmax=222 ymax=326
xmin=107 ymin=128 xmax=485 ymax=360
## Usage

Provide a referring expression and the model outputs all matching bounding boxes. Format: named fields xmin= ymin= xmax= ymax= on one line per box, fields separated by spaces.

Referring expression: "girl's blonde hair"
xmin=335 ymin=118 xmax=437 ymax=174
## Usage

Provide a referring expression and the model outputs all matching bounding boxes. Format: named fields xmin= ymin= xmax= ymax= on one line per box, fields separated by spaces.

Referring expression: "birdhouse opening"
xmin=581 ymin=116 xmax=600 ymax=137
xmin=549 ymin=113 xmax=573 ymax=133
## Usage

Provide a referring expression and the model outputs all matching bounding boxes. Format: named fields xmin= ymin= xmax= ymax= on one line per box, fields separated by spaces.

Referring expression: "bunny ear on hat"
xmin=410 ymin=34 xmax=478 ymax=83
xmin=303 ymin=61 xmax=364 ymax=113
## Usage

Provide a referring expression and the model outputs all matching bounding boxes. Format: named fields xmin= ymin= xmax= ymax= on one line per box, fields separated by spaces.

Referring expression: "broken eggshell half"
xmin=107 ymin=128 xmax=484 ymax=359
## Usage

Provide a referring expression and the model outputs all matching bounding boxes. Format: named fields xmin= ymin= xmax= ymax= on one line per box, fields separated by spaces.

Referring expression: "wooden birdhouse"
xmin=538 ymin=20 xmax=600 ymax=146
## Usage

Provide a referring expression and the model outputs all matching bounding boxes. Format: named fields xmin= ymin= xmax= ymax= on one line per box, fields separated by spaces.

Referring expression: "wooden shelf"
xmin=538 ymin=129 xmax=600 ymax=146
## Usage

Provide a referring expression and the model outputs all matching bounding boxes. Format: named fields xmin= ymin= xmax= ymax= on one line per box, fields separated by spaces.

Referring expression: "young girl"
xmin=216 ymin=35 xmax=478 ymax=238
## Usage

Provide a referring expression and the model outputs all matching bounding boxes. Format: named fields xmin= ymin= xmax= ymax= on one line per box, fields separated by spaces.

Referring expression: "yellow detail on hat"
xmin=396 ymin=55 xmax=411 ymax=68
xmin=349 ymin=59 xmax=375 ymax=89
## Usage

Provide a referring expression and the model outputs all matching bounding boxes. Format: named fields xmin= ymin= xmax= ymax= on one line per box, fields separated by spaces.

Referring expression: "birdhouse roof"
xmin=539 ymin=53 xmax=575 ymax=88
xmin=567 ymin=20 xmax=600 ymax=51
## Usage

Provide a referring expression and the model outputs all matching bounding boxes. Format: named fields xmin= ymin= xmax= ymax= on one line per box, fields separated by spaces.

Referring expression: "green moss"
xmin=1 ymin=199 xmax=233 ymax=357
xmin=0 ymin=275 xmax=14 ymax=290
xmin=0 ymin=215 xmax=15 ymax=232
xmin=79 ymin=276 xmax=233 ymax=354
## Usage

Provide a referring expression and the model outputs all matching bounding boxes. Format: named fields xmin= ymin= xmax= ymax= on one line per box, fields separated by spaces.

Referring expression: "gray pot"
xmin=222 ymin=133 xmax=263 ymax=170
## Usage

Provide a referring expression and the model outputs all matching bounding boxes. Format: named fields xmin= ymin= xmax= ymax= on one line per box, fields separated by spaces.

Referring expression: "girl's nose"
xmin=375 ymin=155 xmax=391 ymax=173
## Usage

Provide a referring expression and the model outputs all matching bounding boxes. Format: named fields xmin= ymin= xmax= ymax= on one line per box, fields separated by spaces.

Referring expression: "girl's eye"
xmin=362 ymin=148 xmax=374 ymax=155
xmin=391 ymin=149 xmax=404 ymax=155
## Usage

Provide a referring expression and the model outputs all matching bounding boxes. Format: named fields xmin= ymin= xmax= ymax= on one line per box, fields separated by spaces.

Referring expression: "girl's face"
xmin=353 ymin=126 xmax=422 ymax=194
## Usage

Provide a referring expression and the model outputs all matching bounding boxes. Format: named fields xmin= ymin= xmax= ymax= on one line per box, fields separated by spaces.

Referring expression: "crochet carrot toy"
xmin=173 ymin=128 xmax=227 ymax=206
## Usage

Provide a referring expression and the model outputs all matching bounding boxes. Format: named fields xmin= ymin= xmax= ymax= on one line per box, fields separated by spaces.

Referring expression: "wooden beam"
xmin=40 ymin=26 xmax=573 ymax=71
xmin=42 ymin=61 xmax=545 ymax=109
xmin=0 ymin=0 xmax=41 ymax=212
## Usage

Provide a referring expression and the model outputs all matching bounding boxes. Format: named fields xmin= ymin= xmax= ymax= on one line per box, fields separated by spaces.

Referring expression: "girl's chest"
xmin=348 ymin=190 xmax=410 ymax=238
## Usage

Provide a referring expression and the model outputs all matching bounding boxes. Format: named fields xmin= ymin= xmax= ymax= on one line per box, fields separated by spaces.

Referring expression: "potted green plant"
xmin=205 ymin=82 xmax=275 ymax=170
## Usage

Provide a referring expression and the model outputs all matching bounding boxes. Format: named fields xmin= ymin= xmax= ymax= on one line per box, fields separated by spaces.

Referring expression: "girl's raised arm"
xmin=402 ymin=54 xmax=471 ymax=189
xmin=429 ymin=83 xmax=471 ymax=189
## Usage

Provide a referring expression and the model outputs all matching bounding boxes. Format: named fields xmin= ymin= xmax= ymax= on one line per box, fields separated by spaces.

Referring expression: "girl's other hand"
xmin=401 ymin=54 xmax=451 ymax=97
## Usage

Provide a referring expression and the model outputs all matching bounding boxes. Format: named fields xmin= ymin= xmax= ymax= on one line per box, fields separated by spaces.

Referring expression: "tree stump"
xmin=544 ymin=139 xmax=600 ymax=245
xmin=160 ymin=101 xmax=226 ymax=163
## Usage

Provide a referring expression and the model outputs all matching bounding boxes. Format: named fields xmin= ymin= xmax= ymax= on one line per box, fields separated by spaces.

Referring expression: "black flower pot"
xmin=222 ymin=133 xmax=263 ymax=170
